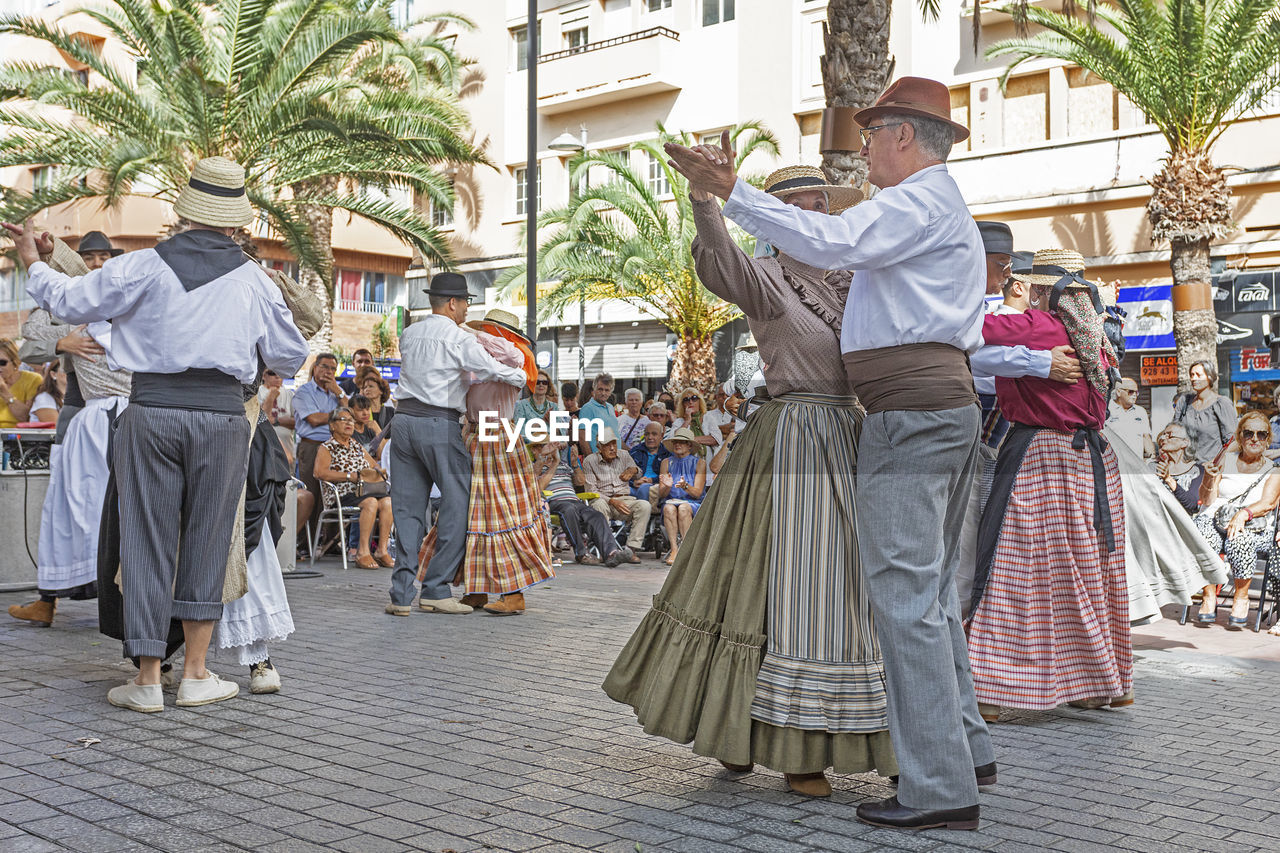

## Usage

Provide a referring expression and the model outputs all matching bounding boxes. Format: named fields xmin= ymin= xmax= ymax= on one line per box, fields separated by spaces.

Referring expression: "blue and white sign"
xmin=1230 ymin=347 xmax=1280 ymax=381
xmin=1116 ymin=284 xmax=1175 ymax=352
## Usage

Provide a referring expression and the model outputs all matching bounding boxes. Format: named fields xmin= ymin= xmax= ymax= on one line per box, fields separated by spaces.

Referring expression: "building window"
xmin=646 ymin=153 xmax=670 ymax=197
xmin=702 ymin=0 xmax=735 ymax=26
xmin=432 ymin=181 xmax=454 ymax=228
xmin=392 ymin=0 xmax=416 ymax=28
xmin=565 ymin=26 xmax=589 ymax=50
xmin=515 ymin=165 xmax=542 ymax=216
xmin=646 ymin=0 xmax=672 ymax=10
xmin=31 ymin=165 xmax=58 ymax=193
xmin=512 ymin=23 xmax=540 ymax=71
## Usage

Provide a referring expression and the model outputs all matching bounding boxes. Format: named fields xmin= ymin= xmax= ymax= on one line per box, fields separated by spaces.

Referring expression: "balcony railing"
xmin=539 ymin=26 xmax=679 ymax=64
xmin=336 ymin=299 xmax=391 ymax=315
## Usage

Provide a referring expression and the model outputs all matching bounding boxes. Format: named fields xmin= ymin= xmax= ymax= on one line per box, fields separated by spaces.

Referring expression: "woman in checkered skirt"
xmin=967 ymin=249 xmax=1132 ymax=720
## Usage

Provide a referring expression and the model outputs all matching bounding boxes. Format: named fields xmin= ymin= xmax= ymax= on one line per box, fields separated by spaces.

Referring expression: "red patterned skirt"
xmin=419 ymin=433 xmax=554 ymax=595
xmin=966 ymin=429 xmax=1131 ymax=710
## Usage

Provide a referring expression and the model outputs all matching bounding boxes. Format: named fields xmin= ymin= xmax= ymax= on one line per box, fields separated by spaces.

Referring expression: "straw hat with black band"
xmin=762 ymin=166 xmax=862 ymax=213
xmin=852 ymin=76 xmax=970 ymax=143
xmin=173 ymin=156 xmax=253 ymax=228
xmin=1020 ymin=248 xmax=1111 ymax=312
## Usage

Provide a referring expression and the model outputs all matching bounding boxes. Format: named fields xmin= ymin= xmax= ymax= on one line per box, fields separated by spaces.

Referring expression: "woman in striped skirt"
xmin=604 ymin=165 xmax=896 ymax=798
xmin=967 ymin=249 xmax=1132 ymax=719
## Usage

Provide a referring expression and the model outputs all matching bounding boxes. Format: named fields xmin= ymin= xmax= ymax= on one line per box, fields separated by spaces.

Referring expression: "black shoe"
xmin=888 ymin=762 xmax=996 ymax=788
xmin=855 ymin=795 xmax=979 ymax=831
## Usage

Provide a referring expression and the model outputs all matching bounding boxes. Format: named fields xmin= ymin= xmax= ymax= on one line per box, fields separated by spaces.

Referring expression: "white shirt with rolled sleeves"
xmin=24 ymin=253 xmax=308 ymax=381
xmin=394 ymin=314 xmax=526 ymax=412
xmin=721 ymin=165 xmax=986 ymax=355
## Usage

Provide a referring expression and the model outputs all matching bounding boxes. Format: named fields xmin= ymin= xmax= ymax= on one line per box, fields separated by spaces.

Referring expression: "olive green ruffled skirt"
xmin=602 ymin=397 xmax=897 ymax=776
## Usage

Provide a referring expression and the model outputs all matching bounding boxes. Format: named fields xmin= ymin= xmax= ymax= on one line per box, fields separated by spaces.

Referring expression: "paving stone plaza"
xmin=2 ymin=558 xmax=1278 ymax=853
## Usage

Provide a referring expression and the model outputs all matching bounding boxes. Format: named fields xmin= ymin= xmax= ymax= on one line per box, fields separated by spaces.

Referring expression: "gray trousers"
xmin=116 ymin=405 xmax=250 ymax=659
xmin=389 ymin=414 xmax=471 ymax=604
xmin=856 ymin=406 xmax=994 ymax=810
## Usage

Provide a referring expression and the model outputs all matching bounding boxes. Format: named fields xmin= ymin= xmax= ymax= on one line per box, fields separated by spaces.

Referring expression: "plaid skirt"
xmin=967 ymin=430 xmax=1132 ymax=709
xmin=419 ymin=433 xmax=554 ymax=595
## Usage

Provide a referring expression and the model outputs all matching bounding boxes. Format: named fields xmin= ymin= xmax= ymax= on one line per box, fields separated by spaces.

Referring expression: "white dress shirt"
xmin=722 ymin=165 xmax=985 ymax=355
xmin=700 ymin=407 xmax=744 ymax=451
xmin=395 ymin=314 xmax=525 ymax=412
xmin=971 ymin=302 xmax=1052 ymax=394
xmin=1106 ymin=403 xmax=1152 ymax=459
xmin=25 ymin=253 xmax=307 ymax=382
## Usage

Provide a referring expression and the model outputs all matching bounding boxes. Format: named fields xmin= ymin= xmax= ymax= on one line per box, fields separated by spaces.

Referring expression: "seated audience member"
xmin=1155 ymin=423 xmax=1205 ymax=514
xmin=0 ymin=338 xmax=40 ymax=428
xmin=349 ymin=395 xmax=380 ymax=452
xmin=259 ymin=368 xmax=296 ymax=453
xmin=515 ymin=369 xmax=560 ymax=429
xmin=1192 ymin=413 xmax=1280 ymax=628
xmin=581 ymin=427 xmax=647 ymax=562
xmin=293 ymin=352 xmax=346 ymax=533
xmin=630 ymin=422 xmax=671 ymax=504
xmin=314 ymin=406 xmax=394 ymax=569
xmin=646 ymin=402 xmax=672 ymax=433
xmin=671 ymin=387 xmax=718 ymax=451
xmin=579 ymin=372 xmax=621 ymax=453
xmin=533 ymin=439 xmax=633 ymax=567
xmin=31 ymin=362 xmax=64 ymax=422
xmin=357 ymin=367 xmax=394 ymax=429
xmin=657 ymin=427 xmax=707 ymax=566
xmin=340 ymin=348 xmax=374 ymax=395
xmin=657 ymin=390 xmax=676 ymax=413
xmin=701 ymin=379 xmax=745 ymax=452
xmin=617 ymin=388 xmax=651 ymax=449
xmin=708 ymin=427 xmax=738 ymax=479
xmin=561 ymin=381 xmax=581 ymax=417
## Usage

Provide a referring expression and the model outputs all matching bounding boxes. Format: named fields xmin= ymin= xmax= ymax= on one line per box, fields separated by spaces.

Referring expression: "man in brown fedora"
xmin=665 ymin=77 xmax=993 ymax=830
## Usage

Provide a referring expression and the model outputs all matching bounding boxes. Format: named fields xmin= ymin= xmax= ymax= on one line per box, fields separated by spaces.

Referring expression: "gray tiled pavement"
xmin=2 ymin=558 xmax=1278 ymax=852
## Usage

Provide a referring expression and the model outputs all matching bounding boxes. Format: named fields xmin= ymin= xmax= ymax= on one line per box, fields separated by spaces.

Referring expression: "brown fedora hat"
xmin=853 ymin=76 xmax=969 ymax=143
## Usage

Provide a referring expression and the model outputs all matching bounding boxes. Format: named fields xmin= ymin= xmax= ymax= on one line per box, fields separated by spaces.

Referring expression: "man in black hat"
xmin=13 ymin=229 xmax=124 ymax=440
xmin=975 ymin=221 xmax=1013 ymax=297
xmin=385 ymin=272 xmax=527 ymax=616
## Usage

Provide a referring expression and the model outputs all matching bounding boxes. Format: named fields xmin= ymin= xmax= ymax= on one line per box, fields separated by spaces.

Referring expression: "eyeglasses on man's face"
xmin=859 ymin=122 xmax=903 ymax=146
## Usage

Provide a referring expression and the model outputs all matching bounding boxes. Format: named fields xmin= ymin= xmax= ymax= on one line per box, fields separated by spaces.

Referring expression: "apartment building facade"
xmin=0 ymin=1 xmax=414 ymax=354
xmin=420 ymin=0 xmax=1280 ymax=417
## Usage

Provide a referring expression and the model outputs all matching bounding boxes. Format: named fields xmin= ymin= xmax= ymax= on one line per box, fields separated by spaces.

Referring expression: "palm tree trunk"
xmin=1169 ymin=236 xmax=1218 ymax=391
xmin=1147 ymin=151 xmax=1231 ymax=391
xmin=294 ymin=179 xmax=337 ymax=353
xmin=819 ymin=0 xmax=892 ymax=189
xmin=668 ymin=332 xmax=716 ymax=395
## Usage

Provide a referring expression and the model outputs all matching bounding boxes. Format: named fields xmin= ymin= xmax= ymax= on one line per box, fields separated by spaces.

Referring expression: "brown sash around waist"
xmin=842 ymin=343 xmax=977 ymax=414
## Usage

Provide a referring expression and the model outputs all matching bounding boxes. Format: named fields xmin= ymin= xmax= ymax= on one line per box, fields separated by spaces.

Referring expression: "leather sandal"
xmin=355 ymin=554 xmax=379 ymax=569
xmin=375 ymin=552 xmax=395 ymax=568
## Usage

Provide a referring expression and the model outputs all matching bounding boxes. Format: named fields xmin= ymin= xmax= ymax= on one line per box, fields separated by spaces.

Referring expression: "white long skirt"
xmin=216 ymin=535 xmax=295 ymax=666
xmin=36 ymin=395 xmax=127 ymax=593
xmin=1103 ymin=425 xmax=1228 ymax=622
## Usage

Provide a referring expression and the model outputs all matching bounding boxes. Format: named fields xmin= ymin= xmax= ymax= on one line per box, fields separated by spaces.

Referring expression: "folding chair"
xmin=306 ymin=481 xmax=352 ymax=571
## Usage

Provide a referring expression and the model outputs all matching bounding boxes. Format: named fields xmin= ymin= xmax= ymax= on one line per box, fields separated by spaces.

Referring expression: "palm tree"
xmin=819 ymin=0 xmax=894 ymax=188
xmin=0 ymin=0 xmax=486 ymax=349
xmin=497 ymin=123 xmax=779 ymax=393
xmin=987 ymin=0 xmax=1280 ymax=388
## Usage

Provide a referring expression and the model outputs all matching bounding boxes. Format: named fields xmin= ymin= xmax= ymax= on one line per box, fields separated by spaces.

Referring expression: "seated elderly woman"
xmin=1154 ymin=422 xmax=1205 ymax=515
xmin=656 ymin=427 xmax=707 ymax=566
xmin=314 ymin=406 xmax=394 ymax=570
xmin=1192 ymin=412 xmax=1280 ymax=628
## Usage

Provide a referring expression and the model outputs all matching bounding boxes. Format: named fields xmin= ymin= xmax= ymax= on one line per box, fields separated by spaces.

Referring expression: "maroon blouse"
xmin=983 ymin=311 xmax=1107 ymax=432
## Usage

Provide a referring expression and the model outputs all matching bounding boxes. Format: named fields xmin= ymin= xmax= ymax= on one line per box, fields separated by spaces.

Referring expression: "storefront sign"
xmin=1224 ymin=271 xmax=1277 ymax=312
xmin=1116 ymin=284 xmax=1174 ymax=352
xmin=1139 ymin=355 xmax=1179 ymax=386
xmin=1230 ymin=347 xmax=1280 ymax=380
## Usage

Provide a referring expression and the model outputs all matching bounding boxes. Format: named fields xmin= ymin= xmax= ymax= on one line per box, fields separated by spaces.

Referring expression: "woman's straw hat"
xmin=173 ymin=156 xmax=253 ymax=228
xmin=1019 ymin=248 xmax=1093 ymax=289
xmin=466 ymin=307 xmax=529 ymax=344
xmin=763 ymin=166 xmax=862 ymax=213
xmin=663 ymin=426 xmax=697 ymax=454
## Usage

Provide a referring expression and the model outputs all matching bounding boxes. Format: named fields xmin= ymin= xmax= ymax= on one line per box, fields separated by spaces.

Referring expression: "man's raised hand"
xmin=666 ymin=128 xmax=738 ymax=201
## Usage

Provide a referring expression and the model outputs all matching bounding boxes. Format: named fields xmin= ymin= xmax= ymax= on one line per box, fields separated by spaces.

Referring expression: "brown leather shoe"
xmin=459 ymin=593 xmax=488 ymax=609
xmin=8 ymin=599 xmax=54 ymax=626
xmin=375 ymin=552 xmax=395 ymax=568
xmin=483 ymin=593 xmax=525 ymax=615
xmin=784 ymin=772 xmax=831 ymax=798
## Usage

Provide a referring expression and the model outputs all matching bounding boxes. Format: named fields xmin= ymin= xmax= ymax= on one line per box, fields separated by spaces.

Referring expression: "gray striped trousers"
xmin=114 ymin=404 xmax=250 ymax=659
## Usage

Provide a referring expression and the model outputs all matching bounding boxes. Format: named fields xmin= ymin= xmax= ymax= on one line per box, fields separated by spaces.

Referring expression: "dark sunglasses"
xmin=535 ymin=379 xmax=549 ymax=386
xmin=1242 ymin=429 xmax=1269 ymax=440
xmin=682 ymin=396 xmax=700 ymax=403
xmin=0 ymin=359 xmax=9 ymax=367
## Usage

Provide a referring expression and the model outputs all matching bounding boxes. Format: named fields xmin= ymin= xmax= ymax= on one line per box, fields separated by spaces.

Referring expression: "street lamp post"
xmin=548 ymin=126 xmax=589 ymax=389
xmin=524 ymin=0 xmax=538 ymax=341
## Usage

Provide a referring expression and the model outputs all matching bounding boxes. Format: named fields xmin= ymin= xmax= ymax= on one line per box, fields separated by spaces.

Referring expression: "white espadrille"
xmin=175 ymin=672 xmax=239 ymax=707
xmin=107 ymin=680 xmax=163 ymax=713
